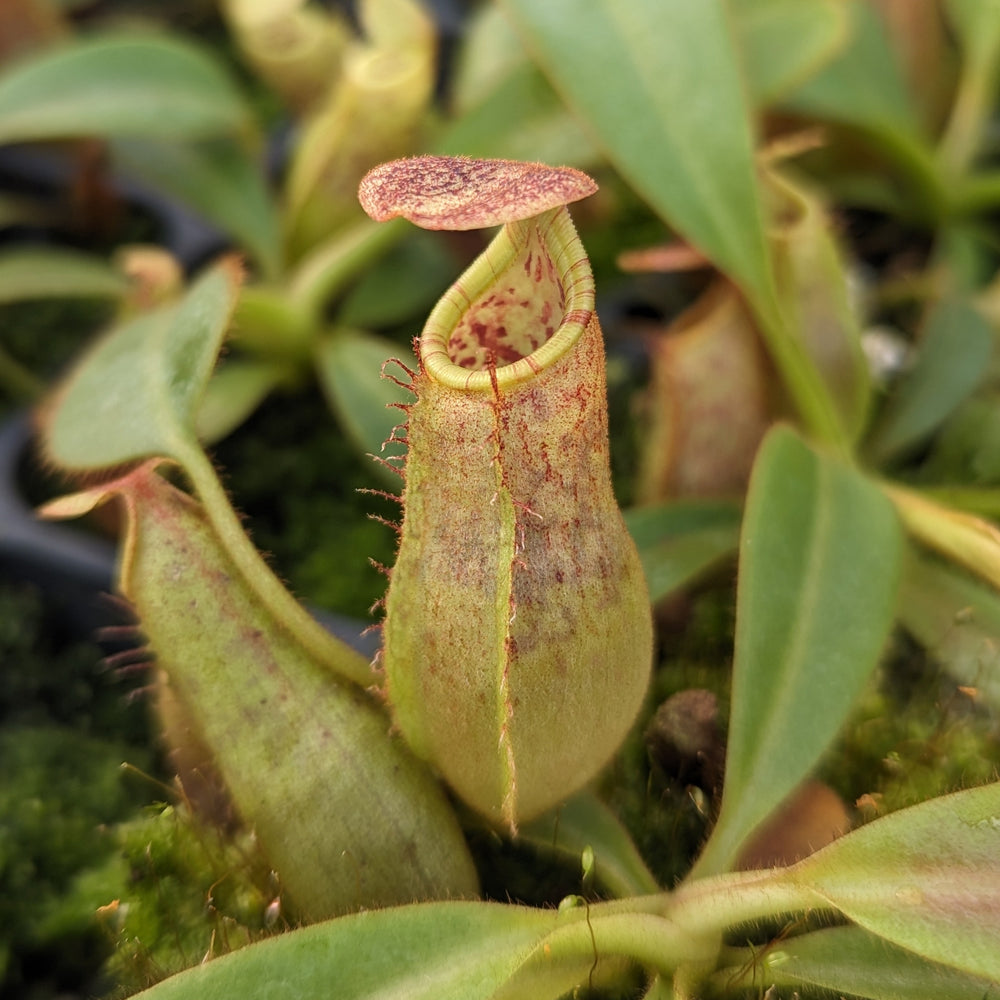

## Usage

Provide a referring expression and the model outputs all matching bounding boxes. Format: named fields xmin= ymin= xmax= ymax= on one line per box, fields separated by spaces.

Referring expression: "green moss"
xmin=600 ymin=579 xmax=1000 ymax=893
xmin=822 ymin=634 xmax=1000 ymax=818
xmin=0 ymin=575 xmax=162 ymax=997
xmin=100 ymin=804 xmax=283 ymax=998
xmin=210 ymin=385 xmax=399 ymax=620
xmin=0 ymin=725 xmax=152 ymax=998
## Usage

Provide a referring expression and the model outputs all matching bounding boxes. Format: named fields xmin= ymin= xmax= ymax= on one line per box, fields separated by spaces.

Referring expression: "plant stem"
xmin=938 ymin=41 xmax=1000 ymax=182
xmin=750 ymin=291 xmax=851 ymax=459
xmin=290 ymin=217 xmax=407 ymax=320
xmin=177 ymin=440 xmax=378 ymax=689
xmin=540 ymin=910 xmax=718 ymax=980
xmin=541 ymin=872 xmax=831 ymax=981
xmin=671 ymin=960 xmax=715 ymax=999
xmin=666 ymin=868 xmax=829 ymax=939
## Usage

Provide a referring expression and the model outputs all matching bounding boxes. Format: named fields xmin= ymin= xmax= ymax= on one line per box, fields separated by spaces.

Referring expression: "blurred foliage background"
xmin=3 ymin=0 xmax=1000 ymax=996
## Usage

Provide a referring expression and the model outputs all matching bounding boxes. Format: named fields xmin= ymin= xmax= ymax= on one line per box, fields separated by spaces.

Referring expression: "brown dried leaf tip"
xmin=358 ymin=156 xmax=598 ymax=230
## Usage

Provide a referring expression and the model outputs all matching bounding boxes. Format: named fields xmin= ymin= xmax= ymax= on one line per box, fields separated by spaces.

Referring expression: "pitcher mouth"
xmin=419 ymin=206 xmax=595 ymax=392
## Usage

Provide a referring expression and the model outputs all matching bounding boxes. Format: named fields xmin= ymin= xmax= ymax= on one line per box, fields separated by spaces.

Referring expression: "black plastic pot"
xmin=0 ymin=410 xmax=116 ymax=634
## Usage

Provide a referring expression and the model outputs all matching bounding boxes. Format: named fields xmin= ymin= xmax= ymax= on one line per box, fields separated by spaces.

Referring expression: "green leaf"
xmin=130 ymin=901 xmax=566 ymax=1000
xmin=792 ymin=781 xmax=1000 ymax=981
xmin=314 ymin=327 xmax=412 ymax=473
xmin=623 ymin=500 xmax=742 ymax=603
xmin=780 ymin=0 xmax=919 ymax=139
xmin=757 ymin=925 xmax=1000 ymax=999
xmin=0 ymin=35 xmax=253 ymax=145
xmin=777 ymin=0 xmax=939 ymax=211
xmin=449 ymin=1 xmax=527 ymax=112
xmin=0 ymin=247 xmax=128 ymax=303
xmin=692 ymin=426 xmax=903 ymax=876
xmin=502 ymin=0 xmax=774 ymax=307
xmin=195 ymin=358 xmax=290 ymax=444
xmin=866 ymin=298 xmax=993 ymax=467
xmin=44 ymin=258 xmax=241 ymax=471
xmin=521 ymin=792 xmax=660 ymax=898
xmin=734 ymin=0 xmax=847 ymax=106
xmin=113 ymin=138 xmax=281 ymax=279
xmin=436 ymin=62 xmax=600 ymax=167
xmin=439 ymin=3 xmax=598 ymax=166
xmin=502 ymin=0 xmax=848 ymax=449
xmin=40 ymin=260 xmax=371 ymax=689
